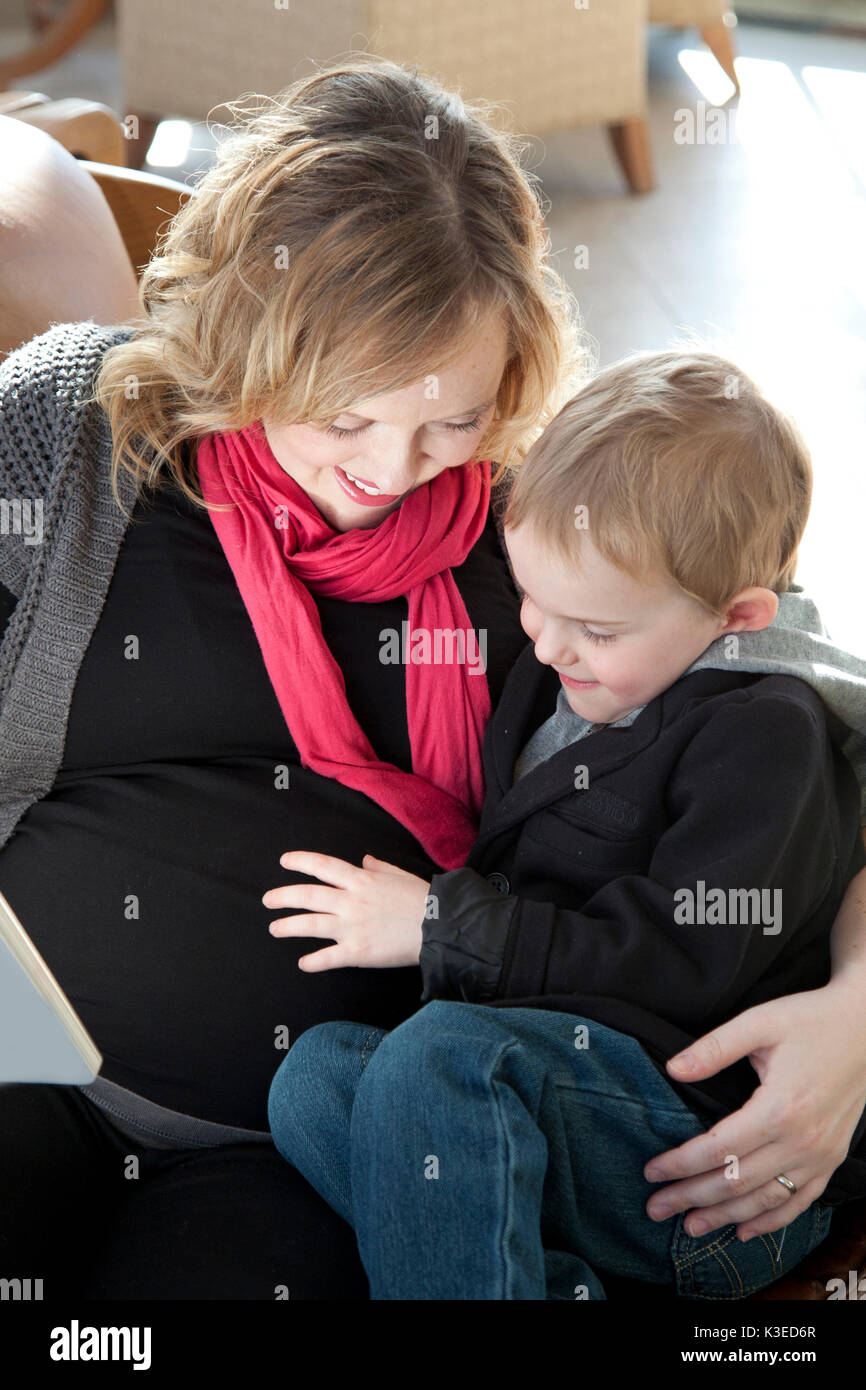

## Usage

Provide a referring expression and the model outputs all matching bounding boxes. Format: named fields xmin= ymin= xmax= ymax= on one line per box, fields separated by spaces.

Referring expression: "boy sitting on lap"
xmin=265 ymin=349 xmax=866 ymax=1300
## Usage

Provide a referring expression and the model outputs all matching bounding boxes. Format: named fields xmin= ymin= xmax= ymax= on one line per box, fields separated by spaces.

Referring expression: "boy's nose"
xmin=533 ymin=624 xmax=578 ymax=669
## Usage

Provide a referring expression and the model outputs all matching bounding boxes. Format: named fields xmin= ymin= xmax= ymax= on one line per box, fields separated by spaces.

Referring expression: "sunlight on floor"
xmin=677 ymin=47 xmax=738 ymax=106
xmin=144 ymin=118 xmax=193 ymax=168
xmin=674 ymin=48 xmax=866 ymax=653
xmin=802 ymin=66 xmax=866 ymax=191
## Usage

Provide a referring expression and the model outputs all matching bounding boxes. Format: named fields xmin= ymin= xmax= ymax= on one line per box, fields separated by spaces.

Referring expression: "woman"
xmin=0 ymin=56 xmax=864 ymax=1300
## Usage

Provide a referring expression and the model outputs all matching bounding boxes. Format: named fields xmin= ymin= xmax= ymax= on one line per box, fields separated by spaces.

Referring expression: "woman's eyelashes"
xmin=324 ymin=413 xmax=485 ymax=440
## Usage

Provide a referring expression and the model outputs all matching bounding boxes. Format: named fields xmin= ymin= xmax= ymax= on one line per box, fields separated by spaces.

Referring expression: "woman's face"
xmin=261 ymin=314 xmax=510 ymax=531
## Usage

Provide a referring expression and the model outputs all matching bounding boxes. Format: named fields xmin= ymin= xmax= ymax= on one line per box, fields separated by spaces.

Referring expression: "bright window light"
xmin=677 ymin=48 xmax=737 ymax=106
xmin=731 ymin=57 xmax=866 ymax=317
xmin=732 ymin=57 xmax=851 ymax=182
xmin=801 ymin=66 xmax=866 ymax=188
xmin=145 ymin=119 xmax=193 ymax=169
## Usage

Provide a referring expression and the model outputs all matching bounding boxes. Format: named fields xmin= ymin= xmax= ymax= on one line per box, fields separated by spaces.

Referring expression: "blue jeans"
xmin=267 ymin=1001 xmax=833 ymax=1300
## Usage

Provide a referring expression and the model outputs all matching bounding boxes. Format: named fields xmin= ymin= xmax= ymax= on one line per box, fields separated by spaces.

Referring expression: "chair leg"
xmin=608 ymin=116 xmax=654 ymax=195
xmin=700 ymin=20 xmax=741 ymax=93
xmin=0 ymin=0 xmax=109 ymax=85
xmin=123 ymin=112 xmax=160 ymax=169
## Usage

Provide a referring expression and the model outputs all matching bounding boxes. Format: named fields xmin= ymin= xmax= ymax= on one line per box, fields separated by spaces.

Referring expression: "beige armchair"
xmin=115 ymin=0 xmax=653 ymax=192
xmin=649 ymin=1 xmax=740 ymax=93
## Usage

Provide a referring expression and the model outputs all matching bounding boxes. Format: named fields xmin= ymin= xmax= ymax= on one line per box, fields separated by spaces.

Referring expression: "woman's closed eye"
xmin=324 ymin=413 xmax=485 ymax=439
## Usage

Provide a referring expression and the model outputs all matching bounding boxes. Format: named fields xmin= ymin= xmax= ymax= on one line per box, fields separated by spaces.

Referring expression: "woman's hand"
xmin=262 ymin=851 xmax=431 ymax=970
xmin=643 ymin=983 xmax=866 ymax=1240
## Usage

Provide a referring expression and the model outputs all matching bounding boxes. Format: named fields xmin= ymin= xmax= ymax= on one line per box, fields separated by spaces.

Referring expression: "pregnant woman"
xmin=1 ymin=56 xmax=865 ymax=1300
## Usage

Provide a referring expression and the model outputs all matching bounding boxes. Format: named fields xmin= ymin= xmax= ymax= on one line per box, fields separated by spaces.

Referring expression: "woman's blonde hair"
xmin=89 ymin=53 xmax=589 ymax=517
xmin=504 ymin=348 xmax=813 ymax=615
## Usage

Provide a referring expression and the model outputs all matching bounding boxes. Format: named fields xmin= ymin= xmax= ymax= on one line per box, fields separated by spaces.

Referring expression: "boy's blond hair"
xmin=503 ymin=349 xmax=813 ymax=616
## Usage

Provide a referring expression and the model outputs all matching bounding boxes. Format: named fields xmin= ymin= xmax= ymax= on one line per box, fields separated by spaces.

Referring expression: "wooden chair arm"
xmin=6 ymin=95 xmax=125 ymax=165
xmin=77 ymin=159 xmax=195 ymax=277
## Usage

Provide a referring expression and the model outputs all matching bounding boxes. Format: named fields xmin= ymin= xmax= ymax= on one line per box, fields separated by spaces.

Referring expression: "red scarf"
xmin=195 ymin=421 xmax=492 ymax=869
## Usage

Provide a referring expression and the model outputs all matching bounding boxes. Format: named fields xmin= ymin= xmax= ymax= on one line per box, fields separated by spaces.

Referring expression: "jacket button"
xmin=487 ymin=872 xmax=510 ymax=895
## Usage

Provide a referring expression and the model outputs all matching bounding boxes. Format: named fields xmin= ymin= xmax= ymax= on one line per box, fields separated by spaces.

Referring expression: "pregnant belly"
xmin=0 ymin=760 xmax=431 ymax=1129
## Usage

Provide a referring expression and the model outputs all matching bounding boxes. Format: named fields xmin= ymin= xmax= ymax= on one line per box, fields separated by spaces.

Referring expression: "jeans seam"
xmin=553 ymin=1080 xmax=692 ymax=1114
xmin=675 ymin=1208 xmax=829 ymax=1299
xmin=491 ymin=1039 xmax=523 ymax=1301
xmin=759 ymin=1230 xmax=782 ymax=1265
xmin=673 ymin=1225 xmax=744 ymax=1296
xmin=360 ymin=1028 xmax=384 ymax=1069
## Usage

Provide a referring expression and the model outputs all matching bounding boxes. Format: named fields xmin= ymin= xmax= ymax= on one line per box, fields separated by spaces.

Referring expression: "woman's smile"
xmin=261 ymin=317 xmax=507 ymax=532
xmin=333 ymin=465 xmax=405 ymax=508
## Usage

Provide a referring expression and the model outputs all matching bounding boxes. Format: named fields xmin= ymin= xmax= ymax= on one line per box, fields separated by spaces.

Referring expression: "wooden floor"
xmin=535 ymin=24 xmax=866 ymax=655
xmin=9 ymin=14 xmax=866 ymax=654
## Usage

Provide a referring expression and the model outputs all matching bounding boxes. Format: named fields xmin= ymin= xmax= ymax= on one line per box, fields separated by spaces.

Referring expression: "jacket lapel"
xmin=484 ymin=642 xmax=557 ymax=802
xmin=480 ymin=655 xmax=665 ymax=843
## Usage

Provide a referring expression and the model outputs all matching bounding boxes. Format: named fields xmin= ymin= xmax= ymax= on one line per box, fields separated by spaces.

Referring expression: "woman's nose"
xmin=366 ymin=439 xmax=426 ymax=496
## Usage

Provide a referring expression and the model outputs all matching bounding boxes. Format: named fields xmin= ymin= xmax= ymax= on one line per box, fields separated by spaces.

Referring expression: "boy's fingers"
xmin=263 ymin=883 xmax=343 ymax=914
xmin=361 ymin=854 xmax=404 ymax=874
xmin=268 ymin=912 xmax=339 ymax=938
xmin=278 ymin=850 xmax=361 ymax=888
xmin=297 ymin=944 xmax=348 ymax=973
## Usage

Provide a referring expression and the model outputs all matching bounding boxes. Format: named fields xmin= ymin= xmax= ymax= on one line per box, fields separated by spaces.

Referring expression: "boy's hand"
xmin=262 ymin=852 xmax=431 ymax=971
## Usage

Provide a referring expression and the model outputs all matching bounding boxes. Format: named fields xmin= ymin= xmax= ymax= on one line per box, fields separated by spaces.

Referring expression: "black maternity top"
xmin=0 ymin=465 xmax=525 ymax=1129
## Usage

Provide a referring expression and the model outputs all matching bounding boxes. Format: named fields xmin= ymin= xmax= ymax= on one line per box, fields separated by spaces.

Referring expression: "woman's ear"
xmin=718 ymin=587 xmax=779 ymax=635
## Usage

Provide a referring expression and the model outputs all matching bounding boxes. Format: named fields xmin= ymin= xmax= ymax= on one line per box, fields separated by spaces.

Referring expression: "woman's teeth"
xmin=345 ymin=471 xmax=382 ymax=496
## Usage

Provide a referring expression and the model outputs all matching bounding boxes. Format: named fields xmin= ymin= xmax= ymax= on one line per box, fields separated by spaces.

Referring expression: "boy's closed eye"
xmin=515 ymin=580 xmax=618 ymax=646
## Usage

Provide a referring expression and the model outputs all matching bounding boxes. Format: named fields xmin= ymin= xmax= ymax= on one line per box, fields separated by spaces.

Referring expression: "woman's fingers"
xmin=714 ymin=1172 xmax=822 ymax=1238
xmin=735 ymin=1176 xmax=828 ymax=1240
xmin=664 ymin=1008 xmax=765 ymax=1083
xmin=677 ymin=1173 xmax=825 ymax=1242
xmin=277 ymin=850 xmax=361 ymax=889
xmin=646 ymin=1137 xmax=780 ymax=1221
xmin=648 ymin=1146 xmax=808 ymax=1233
xmin=644 ymin=1096 xmax=774 ymax=1188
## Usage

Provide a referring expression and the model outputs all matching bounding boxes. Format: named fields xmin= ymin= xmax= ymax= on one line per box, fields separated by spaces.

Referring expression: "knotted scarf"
xmin=195 ymin=420 xmax=492 ymax=869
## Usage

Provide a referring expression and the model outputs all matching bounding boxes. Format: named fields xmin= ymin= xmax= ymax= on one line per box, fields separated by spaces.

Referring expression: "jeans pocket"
xmin=672 ymin=1199 xmax=834 ymax=1300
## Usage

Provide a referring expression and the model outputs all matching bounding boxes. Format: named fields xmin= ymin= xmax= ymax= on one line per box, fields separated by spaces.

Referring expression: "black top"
xmin=0 ymin=473 xmax=526 ymax=1129
xmin=420 ymin=646 xmax=866 ymax=1203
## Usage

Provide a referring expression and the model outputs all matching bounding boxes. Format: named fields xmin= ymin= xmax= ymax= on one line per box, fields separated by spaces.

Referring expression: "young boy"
xmin=264 ymin=350 xmax=866 ymax=1300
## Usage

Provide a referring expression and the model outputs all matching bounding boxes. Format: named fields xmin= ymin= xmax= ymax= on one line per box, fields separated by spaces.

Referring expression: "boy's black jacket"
xmin=421 ymin=643 xmax=866 ymax=1205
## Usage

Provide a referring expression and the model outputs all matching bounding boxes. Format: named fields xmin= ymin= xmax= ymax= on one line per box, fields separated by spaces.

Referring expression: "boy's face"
xmin=504 ymin=522 xmax=727 ymax=724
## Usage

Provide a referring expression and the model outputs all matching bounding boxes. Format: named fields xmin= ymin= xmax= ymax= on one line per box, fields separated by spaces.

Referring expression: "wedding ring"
xmin=774 ymin=1174 xmax=797 ymax=1195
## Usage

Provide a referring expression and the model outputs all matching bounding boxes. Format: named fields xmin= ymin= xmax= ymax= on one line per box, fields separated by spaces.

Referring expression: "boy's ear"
xmin=718 ymin=587 xmax=779 ymax=635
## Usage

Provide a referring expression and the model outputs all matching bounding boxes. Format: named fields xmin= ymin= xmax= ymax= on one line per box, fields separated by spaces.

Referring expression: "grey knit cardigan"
xmin=0 ymin=319 xmax=140 ymax=849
